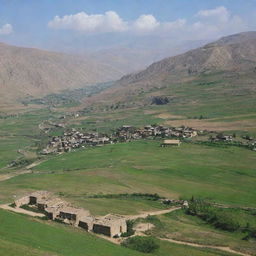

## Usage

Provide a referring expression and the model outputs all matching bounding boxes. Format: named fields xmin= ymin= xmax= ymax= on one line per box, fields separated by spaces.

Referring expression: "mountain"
xmin=117 ymin=31 xmax=256 ymax=85
xmin=85 ymin=32 xmax=256 ymax=103
xmin=81 ymin=31 xmax=256 ymax=119
xmin=0 ymin=42 xmax=123 ymax=103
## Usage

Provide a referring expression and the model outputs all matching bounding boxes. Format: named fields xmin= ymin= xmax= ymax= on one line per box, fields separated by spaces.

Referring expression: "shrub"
xmin=186 ymin=199 xmax=241 ymax=232
xmin=121 ymin=220 xmax=135 ymax=237
xmin=20 ymin=204 xmax=46 ymax=214
xmin=121 ymin=236 xmax=159 ymax=253
xmin=9 ymin=203 xmax=16 ymax=208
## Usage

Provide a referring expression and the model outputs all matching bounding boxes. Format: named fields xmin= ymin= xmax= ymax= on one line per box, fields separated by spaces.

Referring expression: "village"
xmin=42 ymin=124 xmax=256 ymax=154
xmin=42 ymin=124 xmax=198 ymax=154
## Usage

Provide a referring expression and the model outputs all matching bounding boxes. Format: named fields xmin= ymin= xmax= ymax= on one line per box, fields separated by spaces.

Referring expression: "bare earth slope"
xmin=82 ymin=31 xmax=256 ymax=108
xmin=118 ymin=31 xmax=256 ymax=85
xmin=0 ymin=43 xmax=122 ymax=103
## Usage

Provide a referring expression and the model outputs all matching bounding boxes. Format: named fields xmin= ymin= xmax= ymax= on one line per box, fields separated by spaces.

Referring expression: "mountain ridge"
xmin=0 ymin=42 xmax=123 ymax=104
xmin=80 ymin=31 xmax=256 ymax=110
xmin=117 ymin=31 xmax=256 ymax=86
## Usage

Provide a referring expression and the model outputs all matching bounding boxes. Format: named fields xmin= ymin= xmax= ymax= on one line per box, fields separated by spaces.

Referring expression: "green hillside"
xmin=0 ymin=210 xmax=231 ymax=256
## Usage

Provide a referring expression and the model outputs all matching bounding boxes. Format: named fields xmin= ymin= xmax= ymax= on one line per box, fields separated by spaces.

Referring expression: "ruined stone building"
xmin=14 ymin=191 xmax=127 ymax=238
xmin=92 ymin=214 xmax=127 ymax=237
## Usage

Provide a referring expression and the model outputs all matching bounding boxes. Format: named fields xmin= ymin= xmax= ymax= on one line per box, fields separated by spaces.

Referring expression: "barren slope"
xmin=82 ymin=31 xmax=256 ymax=108
xmin=0 ymin=43 xmax=122 ymax=103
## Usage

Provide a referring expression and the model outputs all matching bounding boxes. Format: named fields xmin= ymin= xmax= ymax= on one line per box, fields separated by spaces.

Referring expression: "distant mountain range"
xmin=1 ymin=31 xmax=256 ymax=109
xmin=83 ymin=31 xmax=256 ymax=108
xmin=118 ymin=31 xmax=256 ymax=84
xmin=0 ymin=43 xmax=123 ymax=103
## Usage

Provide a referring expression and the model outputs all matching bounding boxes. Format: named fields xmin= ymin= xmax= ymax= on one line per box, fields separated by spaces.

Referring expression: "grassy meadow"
xmin=0 ymin=141 xmax=255 ymax=213
xmin=0 ymin=209 xmax=235 ymax=256
xmin=139 ymin=209 xmax=256 ymax=255
xmin=0 ymin=71 xmax=256 ymax=255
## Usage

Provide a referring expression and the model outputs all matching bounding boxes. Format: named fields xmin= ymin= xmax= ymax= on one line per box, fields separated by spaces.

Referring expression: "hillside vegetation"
xmin=0 ymin=210 xmax=231 ymax=256
xmin=78 ymin=32 xmax=256 ymax=133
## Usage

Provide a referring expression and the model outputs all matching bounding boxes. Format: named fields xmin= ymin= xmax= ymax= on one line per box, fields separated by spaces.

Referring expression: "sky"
xmin=0 ymin=0 xmax=256 ymax=53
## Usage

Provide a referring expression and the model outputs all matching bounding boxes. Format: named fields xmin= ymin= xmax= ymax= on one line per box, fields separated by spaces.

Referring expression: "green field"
xmin=0 ymin=70 xmax=256 ymax=255
xmin=0 ymin=141 xmax=255 ymax=212
xmin=0 ymin=209 xmax=234 ymax=256
xmin=139 ymin=209 xmax=256 ymax=255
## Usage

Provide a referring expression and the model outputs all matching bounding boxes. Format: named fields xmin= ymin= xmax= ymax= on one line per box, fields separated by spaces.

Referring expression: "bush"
xmin=121 ymin=220 xmax=135 ymax=237
xmin=213 ymin=211 xmax=240 ymax=232
xmin=20 ymin=205 xmax=46 ymax=214
xmin=121 ymin=236 xmax=159 ymax=253
xmin=186 ymin=199 xmax=241 ymax=232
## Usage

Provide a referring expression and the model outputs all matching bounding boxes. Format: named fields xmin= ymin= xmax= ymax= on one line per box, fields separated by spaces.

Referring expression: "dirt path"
xmin=25 ymin=160 xmax=44 ymax=169
xmin=160 ymin=238 xmax=251 ymax=256
xmin=0 ymin=159 xmax=45 ymax=182
xmin=0 ymin=204 xmax=45 ymax=217
xmin=0 ymin=170 xmax=31 ymax=182
xmin=125 ymin=207 xmax=181 ymax=220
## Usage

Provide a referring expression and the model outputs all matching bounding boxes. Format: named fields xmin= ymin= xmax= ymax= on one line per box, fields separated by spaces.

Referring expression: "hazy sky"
xmin=0 ymin=0 xmax=256 ymax=52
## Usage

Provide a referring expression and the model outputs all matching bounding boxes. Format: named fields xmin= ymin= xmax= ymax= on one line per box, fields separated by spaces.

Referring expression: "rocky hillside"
xmin=0 ymin=43 xmax=122 ymax=103
xmin=81 ymin=31 xmax=256 ymax=111
xmin=118 ymin=31 xmax=256 ymax=85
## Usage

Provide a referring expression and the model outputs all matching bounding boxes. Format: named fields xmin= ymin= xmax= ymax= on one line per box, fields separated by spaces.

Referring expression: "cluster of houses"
xmin=42 ymin=125 xmax=198 ymax=154
xmin=210 ymin=134 xmax=234 ymax=142
xmin=15 ymin=191 xmax=127 ymax=238
xmin=42 ymin=129 xmax=112 ymax=154
xmin=115 ymin=125 xmax=198 ymax=142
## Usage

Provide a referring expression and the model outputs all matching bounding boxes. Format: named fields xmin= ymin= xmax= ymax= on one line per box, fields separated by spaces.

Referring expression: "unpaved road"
xmin=161 ymin=238 xmax=251 ymax=256
xmin=0 ymin=159 xmax=44 ymax=182
xmin=0 ymin=204 xmax=44 ymax=217
xmin=124 ymin=207 xmax=181 ymax=220
xmin=0 ymin=170 xmax=31 ymax=182
xmin=25 ymin=160 xmax=44 ymax=169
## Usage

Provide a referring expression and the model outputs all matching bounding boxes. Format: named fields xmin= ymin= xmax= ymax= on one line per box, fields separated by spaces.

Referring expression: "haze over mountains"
xmin=1 ymin=31 xmax=256 ymax=107
xmin=84 ymin=32 xmax=256 ymax=107
xmin=88 ymin=38 xmax=208 ymax=73
xmin=118 ymin=31 xmax=256 ymax=85
xmin=0 ymin=42 xmax=123 ymax=103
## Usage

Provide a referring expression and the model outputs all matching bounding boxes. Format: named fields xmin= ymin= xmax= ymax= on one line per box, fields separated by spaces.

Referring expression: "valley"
xmin=0 ymin=31 xmax=256 ymax=256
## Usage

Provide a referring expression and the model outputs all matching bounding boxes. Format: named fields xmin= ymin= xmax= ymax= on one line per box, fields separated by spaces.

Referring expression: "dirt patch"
xmin=161 ymin=238 xmax=251 ymax=256
xmin=134 ymin=223 xmax=155 ymax=232
xmin=125 ymin=207 xmax=181 ymax=220
xmin=144 ymin=110 xmax=160 ymax=115
xmin=0 ymin=170 xmax=31 ymax=182
xmin=165 ymin=119 xmax=256 ymax=132
xmin=157 ymin=113 xmax=185 ymax=120
xmin=0 ymin=204 xmax=45 ymax=217
xmin=25 ymin=160 xmax=45 ymax=169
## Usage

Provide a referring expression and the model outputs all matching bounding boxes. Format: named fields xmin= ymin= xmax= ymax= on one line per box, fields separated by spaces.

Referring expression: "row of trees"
xmin=186 ymin=198 xmax=256 ymax=239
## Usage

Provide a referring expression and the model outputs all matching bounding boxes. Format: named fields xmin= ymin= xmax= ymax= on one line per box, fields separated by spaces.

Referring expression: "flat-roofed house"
xmin=161 ymin=139 xmax=181 ymax=147
xmin=15 ymin=191 xmax=52 ymax=207
xmin=59 ymin=207 xmax=90 ymax=225
xmin=78 ymin=216 xmax=95 ymax=231
xmin=92 ymin=214 xmax=127 ymax=237
xmin=37 ymin=197 xmax=67 ymax=211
